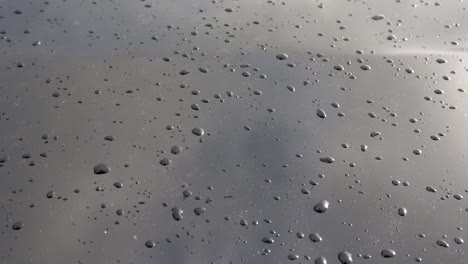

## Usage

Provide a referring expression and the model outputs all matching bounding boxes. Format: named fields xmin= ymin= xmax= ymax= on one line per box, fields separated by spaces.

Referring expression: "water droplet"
xmin=314 ymin=256 xmax=327 ymax=264
xmin=191 ymin=104 xmax=200 ymax=111
xmin=12 ymin=221 xmax=24 ymax=230
xmin=194 ymin=207 xmax=206 ymax=216
xmin=360 ymin=65 xmax=371 ymax=71
xmin=94 ymin=163 xmax=110 ymax=175
xmin=334 ymin=65 xmax=344 ymax=71
xmin=309 ymin=233 xmax=323 ymax=242
xmin=172 ymin=207 xmax=183 ymax=221
xmin=192 ymin=128 xmax=205 ymax=136
xmin=46 ymin=191 xmax=55 ymax=198
xmin=454 ymin=237 xmax=464 ymax=244
xmin=179 ymin=69 xmax=191 ymax=75
xmin=381 ymin=249 xmax=396 ymax=258
xmin=319 ymin=157 xmax=335 ymax=164
xmin=171 ymin=145 xmax=182 ymax=155
xmin=262 ymin=237 xmax=274 ymax=244
xmin=317 ymin=109 xmax=327 ymax=119
xmin=159 ymin=158 xmax=171 ymax=166
xmin=371 ymin=14 xmax=385 ymax=20
xmin=398 ymin=207 xmax=407 ymax=216
xmin=276 ymin=53 xmax=289 ymax=60
xmin=104 ymin=135 xmax=115 ymax=141
xmin=145 ymin=240 xmax=155 ymax=248
xmin=314 ymin=200 xmax=330 ymax=213
xmin=437 ymin=239 xmax=449 ymax=248
xmin=338 ymin=250 xmax=353 ymax=264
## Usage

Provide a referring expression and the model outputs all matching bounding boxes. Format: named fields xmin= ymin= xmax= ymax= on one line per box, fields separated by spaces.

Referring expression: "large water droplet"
xmin=314 ymin=200 xmax=330 ymax=213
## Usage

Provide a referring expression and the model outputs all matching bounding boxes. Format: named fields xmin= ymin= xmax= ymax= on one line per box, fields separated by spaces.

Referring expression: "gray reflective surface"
xmin=1 ymin=0 xmax=468 ymax=263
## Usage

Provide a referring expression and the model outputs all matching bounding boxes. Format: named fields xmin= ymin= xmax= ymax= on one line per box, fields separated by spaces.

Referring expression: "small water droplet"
xmin=381 ymin=249 xmax=396 ymax=258
xmin=317 ymin=109 xmax=327 ymax=119
xmin=94 ymin=163 xmax=110 ymax=175
xmin=192 ymin=128 xmax=205 ymax=136
xmin=276 ymin=53 xmax=289 ymax=60
xmin=171 ymin=207 xmax=183 ymax=221
xmin=436 ymin=239 xmax=449 ymax=248
xmin=319 ymin=157 xmax=335 ymax=164
xmin=338 ymin=250 xmax=353 ymax=264
xmin=12 ymin=221 xmax=24 ymax=230
xmin=145 ymin=240 xmax=155 ymax=248
xmin=314 ymin=256 xmax=327 ymax=264
xmin=309 ymin=233 xmax=323 ymax=242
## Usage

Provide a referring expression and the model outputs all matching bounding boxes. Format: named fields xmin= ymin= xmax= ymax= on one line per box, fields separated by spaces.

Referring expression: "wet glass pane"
xmin=0 ymin=0 xmax=467 ymax=263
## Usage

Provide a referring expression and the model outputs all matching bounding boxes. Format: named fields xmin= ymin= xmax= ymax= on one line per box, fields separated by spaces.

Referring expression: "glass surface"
xmin=0 ymin=0 xmax=467 ymax=263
